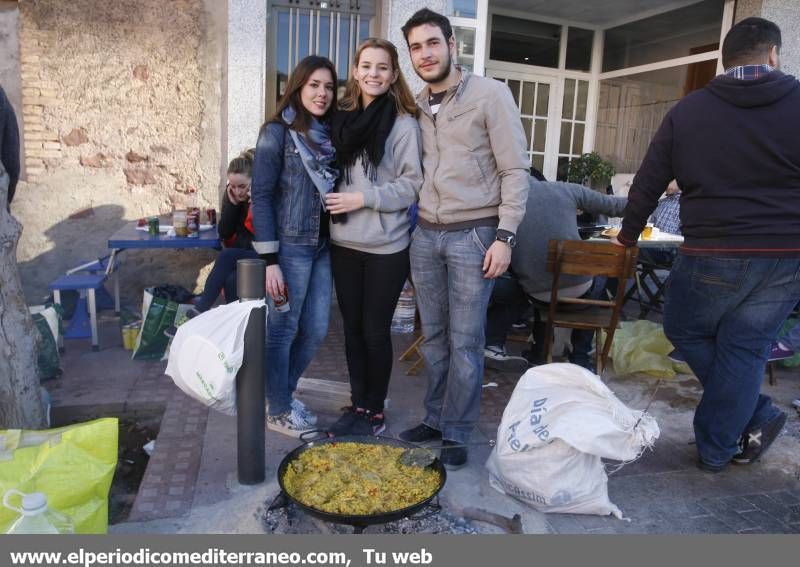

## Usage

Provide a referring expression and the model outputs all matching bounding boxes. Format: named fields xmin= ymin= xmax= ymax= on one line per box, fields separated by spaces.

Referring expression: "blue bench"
xmin=48 ymin=273 xmax=108 ymax=351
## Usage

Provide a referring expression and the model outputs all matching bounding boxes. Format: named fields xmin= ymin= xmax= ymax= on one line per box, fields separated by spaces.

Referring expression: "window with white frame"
xmin=595 ymin=0 xmax=733 ymax=175
xmin=483 ymin=0 xmax=734 ymax=181
xmin=449 ymin=0 xmax=487 ymax=75
xmin=485 ymin=10 xmax=598 ymax=181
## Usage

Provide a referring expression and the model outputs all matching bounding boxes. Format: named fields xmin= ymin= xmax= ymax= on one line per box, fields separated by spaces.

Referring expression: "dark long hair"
xmin=269 ymin=56 xmax=338 ymax=135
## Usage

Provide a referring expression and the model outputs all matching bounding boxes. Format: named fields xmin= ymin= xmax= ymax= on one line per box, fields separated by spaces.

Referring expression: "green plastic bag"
xmin=607 ymin=320 xmax=681 ymax=378
xmin=0 ymin=418 xmax=118 ymax=534
xmin=132 ymin=288 xmax=179 ymax=360
xmin=29 ymin=304 xmax=61 ymax=380
xmin=132 ymin=288 xmax=194 ymax=360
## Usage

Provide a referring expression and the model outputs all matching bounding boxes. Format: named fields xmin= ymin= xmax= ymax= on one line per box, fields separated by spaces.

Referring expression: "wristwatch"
xmin=496 ymin=229 xmax=517 ymax=248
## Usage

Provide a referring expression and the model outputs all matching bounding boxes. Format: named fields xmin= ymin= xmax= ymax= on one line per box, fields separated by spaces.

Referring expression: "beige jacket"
xmin=416 ymin=69 xmax=529 ymax=234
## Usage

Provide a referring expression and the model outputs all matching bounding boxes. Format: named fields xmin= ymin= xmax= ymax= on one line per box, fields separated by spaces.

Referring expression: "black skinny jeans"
xmin=331 ymin=245 xmax=410 ymax=413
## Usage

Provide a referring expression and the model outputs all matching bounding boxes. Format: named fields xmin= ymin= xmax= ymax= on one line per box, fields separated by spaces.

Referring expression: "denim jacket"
xmin=251 ymin=121 xmax=325 ymax=254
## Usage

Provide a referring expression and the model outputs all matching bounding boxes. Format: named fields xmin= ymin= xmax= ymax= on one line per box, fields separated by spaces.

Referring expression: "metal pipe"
xmin=236 ymin=258 xmax=266 ymax=485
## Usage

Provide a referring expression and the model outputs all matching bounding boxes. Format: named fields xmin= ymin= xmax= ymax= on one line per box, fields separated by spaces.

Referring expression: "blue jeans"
xmin=485 ymin=272 xmax=529 ymax=348
xmin=266 ymin=239 xmax=331 ymax=416
xmin=663 ymin=254 xmax=800 ymax=466
xmin=410 ymin=226 xmax=496 ymax=443
xmin=196 ymin=248 xmax=260 ymax=311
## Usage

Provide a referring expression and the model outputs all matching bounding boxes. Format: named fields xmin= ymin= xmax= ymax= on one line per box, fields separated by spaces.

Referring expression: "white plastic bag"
xmin=165 ymin=300 xmax=265 ymax=415
xmin=485 ymin=363 xmax=659 ymax=518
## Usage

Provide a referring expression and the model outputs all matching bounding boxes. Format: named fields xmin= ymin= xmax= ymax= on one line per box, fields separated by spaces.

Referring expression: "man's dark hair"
xmin=721 ymin=17 xmax=781 ymax=69
xmin=401 ymin=8 xmax=453 ymax=45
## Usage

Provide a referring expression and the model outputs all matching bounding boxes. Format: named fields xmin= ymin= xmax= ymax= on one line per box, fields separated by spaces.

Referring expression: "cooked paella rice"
xmin=282 ymin=442 xmax=442 ymax=515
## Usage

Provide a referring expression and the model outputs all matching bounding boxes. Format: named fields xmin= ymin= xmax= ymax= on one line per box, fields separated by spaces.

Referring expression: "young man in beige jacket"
xmin=398 ymin=8 xmax=530 ymax=469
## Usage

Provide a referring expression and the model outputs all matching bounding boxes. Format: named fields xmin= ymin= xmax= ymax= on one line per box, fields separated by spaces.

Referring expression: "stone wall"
xmin=735 ymin=0 xmax=799 ymax=76
xmin=762 ymin=0 xmax=800 ymax=77
xmin=12 ymin=0 xmax=225 ymax=305
xmin=381 ymin=0 xmax=448 ymax=96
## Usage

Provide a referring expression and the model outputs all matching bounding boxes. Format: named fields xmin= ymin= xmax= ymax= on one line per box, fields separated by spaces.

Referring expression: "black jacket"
xmin=0 ymin=86 xmax=20 ymax=209
xmin=620 ymin=70 xmax=800 ymax=255
xmin=218 ymin=197 xmax=253 ymax=250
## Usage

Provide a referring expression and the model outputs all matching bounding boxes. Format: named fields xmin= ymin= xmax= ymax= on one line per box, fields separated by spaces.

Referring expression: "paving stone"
xmin=544 ymin=514 xmax=585 ymax=534
xmin=719 ymin=495 xmax=758 ymax=512
xmin=742 ymin=493 xmax=797 ymax=523
xmin=680 ymin=516 xmax=737 ymax=534
xmin=696 ymin=498 xmax=757 ymax=531
xmin=574 ymin=513 xmax=619 ymax=531
xmin=770 ymin=490 xmax=800 ymax=505
xmin=738 ymin=509 xmax=795 ymax=533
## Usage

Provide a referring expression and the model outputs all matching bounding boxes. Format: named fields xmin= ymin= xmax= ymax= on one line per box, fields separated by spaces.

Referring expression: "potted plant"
xmin=566 ymin=152 xmax=616 ymax=192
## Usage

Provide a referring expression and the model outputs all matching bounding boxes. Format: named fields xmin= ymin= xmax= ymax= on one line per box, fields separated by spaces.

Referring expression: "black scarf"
xmin=331 ymin=93 xmax=397 ymax=184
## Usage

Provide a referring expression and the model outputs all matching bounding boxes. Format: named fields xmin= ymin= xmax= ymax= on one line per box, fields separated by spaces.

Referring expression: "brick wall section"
xmin=19 ymin=27 xmax=60 ymax=179
xmin=13 ymin=0 xmax=223 ymax=303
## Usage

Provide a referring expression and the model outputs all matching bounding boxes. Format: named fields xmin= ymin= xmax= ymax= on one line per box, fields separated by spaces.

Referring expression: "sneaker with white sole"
xmin=732 ymin=411 xmax=787 ymax=464
xmin=484 ymin=345 xmax=529 ymax=371
xmin=291 ymin=398 xmax=317 ymax=426
xmin=267 ymin=410 xmax=316 ymax=438
xmin=768 ymin=342 xmax=795 ymax=362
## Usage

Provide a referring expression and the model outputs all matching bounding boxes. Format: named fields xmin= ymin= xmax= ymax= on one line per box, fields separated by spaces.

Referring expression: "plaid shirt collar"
xmin=725 ymin=64 xmax=775 ymax=80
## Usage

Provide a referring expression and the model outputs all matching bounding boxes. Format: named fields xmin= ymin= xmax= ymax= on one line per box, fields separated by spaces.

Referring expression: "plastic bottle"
xmin=391 ymin=279 xmax=416 ymax=334
xmin=3 ymin=490 xmax=75 ymax=534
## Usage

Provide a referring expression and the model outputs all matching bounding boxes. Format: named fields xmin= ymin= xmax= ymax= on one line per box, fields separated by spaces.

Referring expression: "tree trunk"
xmin=0 ymin=167 xmax=46 ymax=429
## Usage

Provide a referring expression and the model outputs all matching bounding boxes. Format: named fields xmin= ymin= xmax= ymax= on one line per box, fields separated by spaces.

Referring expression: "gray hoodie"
xmin=330 ymin=114 xmax=422 ymax=254
xmin=511 ymin=180 xmax=627 ymax=296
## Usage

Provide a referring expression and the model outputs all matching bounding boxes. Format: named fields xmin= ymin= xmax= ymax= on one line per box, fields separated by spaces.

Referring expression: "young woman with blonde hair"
xmin=326 ymin=38 xmax=423 ymax=436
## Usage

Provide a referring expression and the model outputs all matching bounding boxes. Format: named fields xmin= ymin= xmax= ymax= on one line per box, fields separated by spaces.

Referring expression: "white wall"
xmin=227 ymin=0 xmax=267 ymax=162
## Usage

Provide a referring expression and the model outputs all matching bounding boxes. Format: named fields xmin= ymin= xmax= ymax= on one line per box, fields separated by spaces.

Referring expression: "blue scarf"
xmin=282 ymin=107 xmax=338 ymax=209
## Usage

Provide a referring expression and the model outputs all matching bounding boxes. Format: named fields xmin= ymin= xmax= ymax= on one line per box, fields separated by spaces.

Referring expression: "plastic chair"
xmin=543 ymin=240 xmax=638 ymax=374
xmin=48 ymin=273 xmax=108 ymax=351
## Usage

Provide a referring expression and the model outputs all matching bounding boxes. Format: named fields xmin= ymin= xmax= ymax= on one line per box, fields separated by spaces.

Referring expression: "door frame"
xmin=485 ymin=66 xmax=561 ymax=181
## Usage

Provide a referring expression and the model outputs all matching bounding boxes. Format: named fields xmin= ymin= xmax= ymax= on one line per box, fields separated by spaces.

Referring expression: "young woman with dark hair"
xmin=250 ymin=55 xmax=340 ymax=437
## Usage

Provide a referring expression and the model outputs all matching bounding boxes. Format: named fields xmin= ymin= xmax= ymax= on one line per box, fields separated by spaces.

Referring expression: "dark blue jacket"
xmin=251 ymin=121 xmax=325 ymax=259
xmin=0 ymin=86 xmax=20 ymax=209
xmin=620 ymin=70 xmax=800 ymax=255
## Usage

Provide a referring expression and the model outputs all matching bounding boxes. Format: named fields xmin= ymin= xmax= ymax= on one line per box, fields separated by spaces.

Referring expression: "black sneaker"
xmin=732 ymin=411 xmax=787 ymax=464
xmin=696 ymin=459 xmax=727 ymax=474
xmin=440 ymin=440 xmax=467 ymax=470
xmin=164 ymin=325 xmax=178 ymax=339
xmin=399 ymin=423 xmax=442 ymax=443
xmin=327 ymin=407 xmax=362 ymax=437
xmin=349 ymin=411 xmax=386 ymax=436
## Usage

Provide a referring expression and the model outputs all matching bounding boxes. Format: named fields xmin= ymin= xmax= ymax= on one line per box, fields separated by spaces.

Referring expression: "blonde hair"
xmin=339 ymin=38 xmax=417 ymax=115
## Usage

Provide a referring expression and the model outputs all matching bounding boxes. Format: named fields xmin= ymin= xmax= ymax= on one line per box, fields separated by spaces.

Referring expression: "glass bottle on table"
xmin=173 ymin=209 xmax=188 ymax=237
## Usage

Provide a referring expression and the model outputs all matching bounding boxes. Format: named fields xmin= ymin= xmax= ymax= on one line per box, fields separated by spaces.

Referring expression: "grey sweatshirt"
xmin=511 ymin=180 xmax=627 ymax=296
xmin=330 ymin=114 xmax=423 ymax=254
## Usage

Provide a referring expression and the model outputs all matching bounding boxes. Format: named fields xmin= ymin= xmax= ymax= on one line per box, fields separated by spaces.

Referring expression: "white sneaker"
xmin=291 ymin=398 xmax=317 ymax=425
xmin=267 ymin=411 xmax=316 ymax=438
xmin=484 ymin=345 xmax=529 ymax=371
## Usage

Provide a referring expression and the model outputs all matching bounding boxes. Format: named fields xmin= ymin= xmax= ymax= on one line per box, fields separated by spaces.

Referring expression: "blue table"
xmin=107 ymin=221 xmax=221 ymax=311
